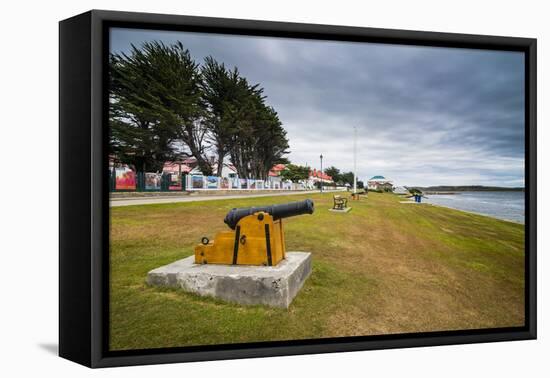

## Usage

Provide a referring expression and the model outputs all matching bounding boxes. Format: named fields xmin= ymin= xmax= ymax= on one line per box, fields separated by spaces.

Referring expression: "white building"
xmin=307 ymin=168 xmax=333 ymax=188
xmin=367 ymin=175 xmax=394 ymax=191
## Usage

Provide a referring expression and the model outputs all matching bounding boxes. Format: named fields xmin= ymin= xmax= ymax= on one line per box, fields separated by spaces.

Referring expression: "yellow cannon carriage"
xmin=195 ymin=199 xmax=315 ymax=266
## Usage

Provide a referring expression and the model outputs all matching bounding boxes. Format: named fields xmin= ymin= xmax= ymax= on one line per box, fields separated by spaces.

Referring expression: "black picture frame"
xmin=59 ymin=9 xmax=537 ymax=368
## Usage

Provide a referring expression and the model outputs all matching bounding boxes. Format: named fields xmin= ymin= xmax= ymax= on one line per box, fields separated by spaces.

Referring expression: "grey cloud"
xmin=110 ymin=28 xmax=525 ymax=187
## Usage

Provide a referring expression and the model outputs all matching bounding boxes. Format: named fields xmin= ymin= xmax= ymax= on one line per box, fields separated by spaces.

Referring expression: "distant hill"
xmin=410 ymin=185 xmax=524 ymax=192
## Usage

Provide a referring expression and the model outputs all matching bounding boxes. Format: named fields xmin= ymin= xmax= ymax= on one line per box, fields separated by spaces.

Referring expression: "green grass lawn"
xmin=109 ymin=192 xmax=525 ymax=351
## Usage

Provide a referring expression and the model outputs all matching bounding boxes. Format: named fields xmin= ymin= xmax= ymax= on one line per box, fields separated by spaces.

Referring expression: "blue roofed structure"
xmin=367 ymin=175 xmax=393 ymax=191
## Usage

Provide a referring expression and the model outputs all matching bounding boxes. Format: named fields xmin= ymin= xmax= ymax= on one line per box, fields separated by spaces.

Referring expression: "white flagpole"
xmin=353 ymin=126 xmax=357 ymax=195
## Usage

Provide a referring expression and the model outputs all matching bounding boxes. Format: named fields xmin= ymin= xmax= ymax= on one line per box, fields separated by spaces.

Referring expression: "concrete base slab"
xmin=329 ymin=207 xmax=352 ymax=213
xmin=147 ymin=252 xmax=312 ymax=308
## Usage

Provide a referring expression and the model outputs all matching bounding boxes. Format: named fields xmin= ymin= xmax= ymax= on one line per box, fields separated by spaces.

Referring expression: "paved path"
xmin=110 ymin=190 xmax=342 ymax=207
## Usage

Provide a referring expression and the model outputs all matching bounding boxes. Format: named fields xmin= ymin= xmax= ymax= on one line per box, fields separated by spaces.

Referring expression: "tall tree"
xmin=251 ymin=105 xmax=290 ymax=180
xmin=201 ymin=57 xmax=249 ymax=176
xmin=279 ymin=164 xmax=310 ymax=183
xmin=110 ymin=41 xmax=213 ymax=174
xmin=340 ymin=171 xmax=356 ymax=186
xmin=109 ymin=51 xmax=179 ymax=172
xmin=200 ymin=56 xmax=290 ymax=179
xmin=227 ymin=87 xmax=289 ymax=179
xmin=324 ymin=166 xmax=341 ymax=183
xmin=110 ymin=40 xmax=288 ymax=178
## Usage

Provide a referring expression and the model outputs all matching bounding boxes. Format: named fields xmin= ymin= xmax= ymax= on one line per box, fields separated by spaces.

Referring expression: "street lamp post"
xmin=320 ymin=154 xmax=323 ymax=193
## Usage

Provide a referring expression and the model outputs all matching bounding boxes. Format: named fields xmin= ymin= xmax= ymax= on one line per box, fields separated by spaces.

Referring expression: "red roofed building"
xmin=309 ymin=168 xmax=333 ymax=183
xmin=163 ymin=161 xmax=192 ymax=174
xmin=268 ymin=164 xmax=286 ymax=177
xmin=266 ymin=163 xmax=285 ymax=189
xmin=267 ymin=164 xmax=333 ymax=189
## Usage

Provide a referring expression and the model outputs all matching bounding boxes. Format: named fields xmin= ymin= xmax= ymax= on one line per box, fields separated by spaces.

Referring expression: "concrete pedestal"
xmin=328 ymin=207 xmax=352 ymax=213
xmin=146 ymin=252 xmax=312 ymax=308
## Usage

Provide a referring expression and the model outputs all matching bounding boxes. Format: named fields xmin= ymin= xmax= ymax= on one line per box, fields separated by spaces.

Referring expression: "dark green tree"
xmin=339 ymin=171 xmax=356 ymax=186
xmin=109 ymin=41 xmax=212 ymax=174
xmin=200 ymin=56 xmax=289 ymax=179
xmin=249 ymin=105 xmax=290 ymax=180
xmin=201 ymin=57 xmax=250 ymax=176
xmin=110 ymin=40 xmax=288 ymax=178
xmin=324 ymin=166 xmax=341 ymax=183
xmin=279 ymin=164 xmax=310 ymax=183
xmin=224 ymin=80 xmax=289 ymax=179
xmin=274 ymin=157 xmax=290 ymax=165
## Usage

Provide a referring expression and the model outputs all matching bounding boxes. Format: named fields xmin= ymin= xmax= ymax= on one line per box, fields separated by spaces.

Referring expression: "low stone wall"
xmin=110 ymin=189 xmax=308 ymax=199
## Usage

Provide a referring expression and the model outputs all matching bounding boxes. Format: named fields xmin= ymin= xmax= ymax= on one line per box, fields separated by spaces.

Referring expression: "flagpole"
xmin=353 ymin=126 xmax=357 ymax=195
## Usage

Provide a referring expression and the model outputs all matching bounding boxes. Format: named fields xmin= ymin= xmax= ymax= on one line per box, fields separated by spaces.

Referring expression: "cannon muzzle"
xmin=224 ymin=199 xmax=314 ymax=230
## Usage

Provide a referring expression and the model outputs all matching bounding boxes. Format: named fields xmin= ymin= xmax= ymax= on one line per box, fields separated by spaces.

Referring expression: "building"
xmin=163 ymin=161 xmax=192 ymax=175
xmin=169 ymin=157 xmax=239 ymax=179
xmin=367 ymin=175 xmax=394 ymax=191
xmin=204 ymin=163 xmax=238 ymax=178
xmin=163 ymin=156 xmax=201 ymax=175
xmin=267 ymin=164 xmax=286 ymax=188
xmin=268 ymin=164 xmax=286 ymax=177
xmin=268 ymin=164 xmax=332 ymax=190
xmin=308 ymin=168 xmax=333 ymax=188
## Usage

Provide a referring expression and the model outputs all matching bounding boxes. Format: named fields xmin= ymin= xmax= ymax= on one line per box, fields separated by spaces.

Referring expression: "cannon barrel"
xmin=224 ymin=199 xmax=315 ymax=230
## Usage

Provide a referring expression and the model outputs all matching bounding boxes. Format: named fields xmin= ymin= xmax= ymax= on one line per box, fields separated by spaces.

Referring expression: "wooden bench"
xmin=333 ymin=195 xmax=348 ymax=210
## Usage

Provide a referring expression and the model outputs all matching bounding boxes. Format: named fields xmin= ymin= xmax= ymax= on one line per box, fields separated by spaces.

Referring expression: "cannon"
xmin=195 ymin=199 xmax=314 ymax=266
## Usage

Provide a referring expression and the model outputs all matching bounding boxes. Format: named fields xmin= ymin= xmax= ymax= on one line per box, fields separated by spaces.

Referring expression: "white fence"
xmin=185 ymin=175 xmax=309 ymax=191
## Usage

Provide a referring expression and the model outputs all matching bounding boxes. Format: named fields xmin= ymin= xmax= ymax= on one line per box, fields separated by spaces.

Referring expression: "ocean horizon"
xmin=421 ymin=191 xmax=524 ymax=224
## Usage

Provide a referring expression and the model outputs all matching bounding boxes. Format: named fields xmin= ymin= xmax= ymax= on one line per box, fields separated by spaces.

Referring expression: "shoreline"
xmin=424 ymin=191 xmax=460 ymax=195
xmin=402 ymin=198 xmax=524 ymax=225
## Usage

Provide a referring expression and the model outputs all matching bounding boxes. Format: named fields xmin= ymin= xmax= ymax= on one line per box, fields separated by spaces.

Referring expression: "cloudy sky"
xmin=110 ymin=28 xmax=525 ymax=187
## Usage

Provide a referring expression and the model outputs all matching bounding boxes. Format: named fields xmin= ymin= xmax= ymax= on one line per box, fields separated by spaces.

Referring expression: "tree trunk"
xmin=182 ymin=124 xmax=213 ymax=176
xmin=216 ymin=142 xmax=224 ymax=177
xmin=195 ymin=155 xmax=213 ymax=176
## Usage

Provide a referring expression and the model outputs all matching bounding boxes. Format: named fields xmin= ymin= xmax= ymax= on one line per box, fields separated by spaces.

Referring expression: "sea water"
xmin=422 ymin=191 xmax=525 ymax=224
